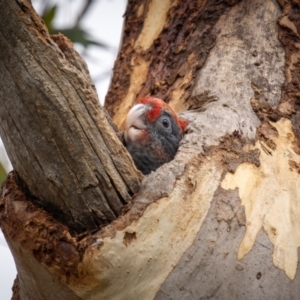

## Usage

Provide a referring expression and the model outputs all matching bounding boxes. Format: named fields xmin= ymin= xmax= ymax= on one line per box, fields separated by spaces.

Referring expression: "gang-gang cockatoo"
xmin=124 ymin=97 xmax=187 ymax=175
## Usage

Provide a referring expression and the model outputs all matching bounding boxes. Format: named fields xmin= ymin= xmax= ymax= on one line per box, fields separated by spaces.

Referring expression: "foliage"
xmin=0 ymin=163 xmax=6 ymax=186
xmin=40 ymin=1 xmax=109 ymax=49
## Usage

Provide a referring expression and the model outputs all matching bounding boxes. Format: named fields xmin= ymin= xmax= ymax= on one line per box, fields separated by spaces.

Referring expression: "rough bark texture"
xmin=1 ymin=173 xmax=88 ymax=300
xmin=105 ymin=0 xmax=243 ymax=127
xmin=2 ymin=0 xmax=300 ymax=299
xmin=0 ymin=0 xmax=142 ymax=234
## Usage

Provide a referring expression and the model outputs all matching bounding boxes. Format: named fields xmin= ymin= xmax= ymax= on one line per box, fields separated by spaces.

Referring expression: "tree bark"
xmin=0 ymin=0 xmax=142 ymax=234
xmin=2 ymin=0 xmax=300 ymax=299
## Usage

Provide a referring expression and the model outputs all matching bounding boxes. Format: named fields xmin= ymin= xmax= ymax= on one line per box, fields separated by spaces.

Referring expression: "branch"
xmin=0 ymin=0 xmax=142 ymax=234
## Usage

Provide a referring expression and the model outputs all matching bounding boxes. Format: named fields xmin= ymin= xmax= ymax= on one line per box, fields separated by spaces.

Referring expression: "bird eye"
xmin=162 ymin=118 xmax=170 ymax=128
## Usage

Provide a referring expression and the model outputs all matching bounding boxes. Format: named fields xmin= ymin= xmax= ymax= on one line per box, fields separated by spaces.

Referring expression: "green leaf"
xmin=38 ymin=5 xmax=109 ymax=50
xmin=41 ymin=5 xmax=57 ymax=33
xmin=0 ymin=162 xmax=7 ymax=186
xmin=53 ymin=27 xmax=109 ymax=49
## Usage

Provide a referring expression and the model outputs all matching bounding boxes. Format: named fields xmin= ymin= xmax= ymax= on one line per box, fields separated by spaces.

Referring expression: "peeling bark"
xmin=105 ymin=0 xmax=243 ymax=127
xmin=2 ymin=0 xmax=300 ymax=299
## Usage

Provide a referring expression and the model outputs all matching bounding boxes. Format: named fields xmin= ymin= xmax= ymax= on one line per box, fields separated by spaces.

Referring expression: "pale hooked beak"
xmin=124 ymin=104 xmax=147 ymax=143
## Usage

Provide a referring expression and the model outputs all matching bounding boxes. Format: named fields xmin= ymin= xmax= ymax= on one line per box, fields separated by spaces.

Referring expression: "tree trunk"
xmin=1 ymin=0 xmax=300 ymax=299
xmin=0 ymin=0 xmax=142 ymax=234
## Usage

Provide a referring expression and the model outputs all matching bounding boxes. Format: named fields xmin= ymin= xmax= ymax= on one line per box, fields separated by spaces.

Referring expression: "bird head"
xmin=124 ymin=97 xmax=187 ymax=174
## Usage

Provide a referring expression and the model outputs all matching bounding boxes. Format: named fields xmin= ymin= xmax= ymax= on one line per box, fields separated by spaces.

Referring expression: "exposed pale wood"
xmin=1 ymin=173 xmax=85 ymax=300
xmin=105 ymin=0 xmax=242 ymax=127
xmin=0 ymin=0 xmax=142 ymax=233
xmin=2 ymin=0 xmax=300 ymax=299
